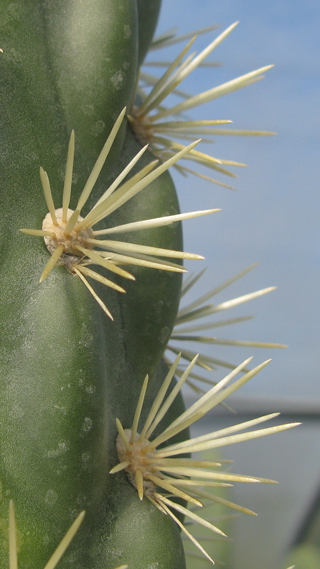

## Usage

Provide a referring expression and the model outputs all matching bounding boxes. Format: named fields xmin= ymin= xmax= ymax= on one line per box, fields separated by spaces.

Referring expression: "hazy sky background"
xmin=144 ymin=2 xmax=319 ymax=568
xmin=147 ymin=0 xmax=319 ymax=403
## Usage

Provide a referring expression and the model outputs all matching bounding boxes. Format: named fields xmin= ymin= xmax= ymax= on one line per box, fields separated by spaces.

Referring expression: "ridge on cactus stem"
xmin=131 ymin=23 xmax=275 ymax=187
xmin=8 ymin=501 xmax=85 ymax=569
xmin=110 ymin=353 xmax=299 ymax=564
xmin=165 ymin=265 xmax=287 ymax=393
xmin=20 ymin=107 xmax=220 ymax=320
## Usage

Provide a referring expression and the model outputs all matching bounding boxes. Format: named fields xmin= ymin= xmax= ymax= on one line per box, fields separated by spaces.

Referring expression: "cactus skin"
xmin=108 ymin=126 xmax=183 ymax=382
xmin=42 ymin=0 xmax=139 ymax=157
xmin=137 ymin=0 xmax=162 ymax=65
xmin=0 ymin=0 xmax=186 ymax=567
xmin=92 ymin=485 xmax=186 ymax=569
xmin=0 ymin=0 xmax=139 ymax=160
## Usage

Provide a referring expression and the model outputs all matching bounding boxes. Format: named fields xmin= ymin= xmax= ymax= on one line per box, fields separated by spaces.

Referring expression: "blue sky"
xmin=144 ymin=3 xmax=319 ymax=567
xmin=147 ymin=0 xmax=320 ymax=402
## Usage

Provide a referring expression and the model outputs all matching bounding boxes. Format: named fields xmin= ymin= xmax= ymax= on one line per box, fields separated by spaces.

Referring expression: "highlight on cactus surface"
xmin=110 ymin=354 xmax=299 ymax=564
xmin=166 ymin=265 xmax=287 ymax=393
xmin=20 ymin=107 xmax=220 ymax=320
xmin=8 ymin=501 xmax=86 ymax=569
xmin=131 ymin=23 xmax=275 ymax=187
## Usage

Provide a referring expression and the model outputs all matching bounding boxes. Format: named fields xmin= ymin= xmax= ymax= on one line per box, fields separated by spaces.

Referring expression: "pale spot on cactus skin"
xmin=9 ymin=405 xmax=24 ymax=419
xmin=124 ymin=25 xmax=131 ymax=38
xmin=92 ymin=120 xmax=106 ymax=136
xmin=158 ymin=326 xmax=170 ymax=343
xmin=6 ymin=47 xmax=23 ymax=64
xmin=53 ymin=405 xmax=66 ymax=414
xmin=81 ymin=103 xmax=95 ymax=116
xmin=82 ymin=417 xmax=92 ymax=433
xmin=79 ymin=323 xmax=93 ymax=348
xmin=110 ymin=70 xmax=124 ymax=91
xmin=44 ymin=489 xmax=58 ymax=506
xmin=46 ymin=440 xmax=69 ymax=459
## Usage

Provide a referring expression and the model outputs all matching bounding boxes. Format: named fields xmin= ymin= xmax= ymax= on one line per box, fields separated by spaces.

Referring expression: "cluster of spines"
xmin=110 ymin=353 xmax=299 ymax=564
xmin=21 ymin=107 xmax=219 ymax=319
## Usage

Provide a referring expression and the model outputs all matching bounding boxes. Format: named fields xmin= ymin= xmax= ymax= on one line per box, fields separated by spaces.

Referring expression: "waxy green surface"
xmin=137 ymin=0 xmax=162 ymax=64
xmin=0 ymin=1 xmax=186 ymax=567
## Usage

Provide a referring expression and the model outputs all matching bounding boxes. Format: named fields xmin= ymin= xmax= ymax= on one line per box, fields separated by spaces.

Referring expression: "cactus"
xmin=0 ymin=2 xmax=298 ymax=568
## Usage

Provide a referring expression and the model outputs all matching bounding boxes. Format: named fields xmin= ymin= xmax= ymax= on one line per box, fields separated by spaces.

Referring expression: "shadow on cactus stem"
xmin=20 ymin=108 xmax=220 ymax=320
xmin=110 ymin=353 xmax=299 ymax=564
